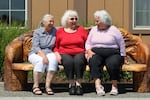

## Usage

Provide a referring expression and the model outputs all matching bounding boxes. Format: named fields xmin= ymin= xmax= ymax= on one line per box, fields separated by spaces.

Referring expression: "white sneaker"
xmin=109 ymin=88 xmax=118 ymax=96
xmin=96 ymin=85 xmax=105 ymax=96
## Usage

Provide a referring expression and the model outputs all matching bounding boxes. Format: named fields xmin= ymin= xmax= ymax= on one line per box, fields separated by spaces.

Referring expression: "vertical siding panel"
xmin=68 ymin=0 xmax=74 ymax=9
xmin=105 ymin=0 xmax=123 ymax=28
xmin=50 ymin=0 xmax=68 ymax=26
xmin=27 ymin=0 xmax=32 ymax=29
xmin=141 ymin=35 xmax=150 ymax=44
xmin=123 ymin=0 xmax=130 ymax=30
xmin=74 ymin=0 xmax=87 ymax=25
xmin=28 ymin=0 xmax=149 ymax=42
xmin=31 ymin=0 xmax=49 ymax=29
xmin=87 ymin=0 xmax=104 ymax=25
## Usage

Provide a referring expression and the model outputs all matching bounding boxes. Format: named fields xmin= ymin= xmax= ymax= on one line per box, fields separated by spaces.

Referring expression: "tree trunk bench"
xmin=4 ymin=28 xmax=150 ymax=92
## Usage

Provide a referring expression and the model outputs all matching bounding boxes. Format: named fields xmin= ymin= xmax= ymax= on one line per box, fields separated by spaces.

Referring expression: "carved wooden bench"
xmin=4 ymin=28 xmax=150 ymax=92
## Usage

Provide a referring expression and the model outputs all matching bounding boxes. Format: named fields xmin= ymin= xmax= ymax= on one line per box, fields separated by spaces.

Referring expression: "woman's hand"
xmin=85 ymin=49 xmax=95 ymax=62
xmin=37 ymin=50 xmax=49 ymax=64
xmin=54 ymin=52 xmax=62 ymax=64
xmin=42 ymin=56 xmax=49 ymax=64
xmin=124 ymin=57 xmax=130 ymax=65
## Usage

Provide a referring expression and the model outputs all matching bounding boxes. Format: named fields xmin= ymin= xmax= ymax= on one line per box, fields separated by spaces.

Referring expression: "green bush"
xmin=0 ymin=23 xmax=29 ymax=79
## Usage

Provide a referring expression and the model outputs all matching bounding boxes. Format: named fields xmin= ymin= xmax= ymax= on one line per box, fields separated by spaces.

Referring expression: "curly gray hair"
xmin=38 ymin=14 xmax=54 ymax=28
xmin=61 ymin=10 xmax=79 ymax=27
xmin=94 ymin=10 xmax=112 ymax=26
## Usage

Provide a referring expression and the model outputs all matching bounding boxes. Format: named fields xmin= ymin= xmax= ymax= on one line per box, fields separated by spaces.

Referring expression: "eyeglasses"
xmin=70 ymin=18 xmax=78 ymax=21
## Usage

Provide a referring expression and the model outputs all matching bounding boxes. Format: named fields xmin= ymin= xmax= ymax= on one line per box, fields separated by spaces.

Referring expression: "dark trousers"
xmin=61 ymin=53 xmax=86 ymax=80
xmin=88 ymin=48 xmax=124 ymax=80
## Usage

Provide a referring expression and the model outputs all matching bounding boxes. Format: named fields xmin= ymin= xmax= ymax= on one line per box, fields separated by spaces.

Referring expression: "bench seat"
xmin=12 ymin=63 xmax=147 ymax=72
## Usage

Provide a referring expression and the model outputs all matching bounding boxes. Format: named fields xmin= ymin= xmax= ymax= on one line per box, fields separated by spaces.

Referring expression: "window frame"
xmin=0 ymin=0 xmax=27 ymax=27
xmin=132 ymin=0 xmax=150 ymax=30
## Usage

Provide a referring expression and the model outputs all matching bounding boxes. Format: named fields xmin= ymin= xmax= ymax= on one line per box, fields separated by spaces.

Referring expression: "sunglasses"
xmin=70 ymin=18 xmax=78 ymax=21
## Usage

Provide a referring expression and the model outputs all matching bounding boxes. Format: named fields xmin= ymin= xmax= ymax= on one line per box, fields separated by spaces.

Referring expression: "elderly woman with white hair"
xmin=28 ymin=14 xmax=58 ymax=95
xmin=85 ymin=10 xmax=126 ymax=96
xmin=54 ymin=10 xmax=88 ymax=95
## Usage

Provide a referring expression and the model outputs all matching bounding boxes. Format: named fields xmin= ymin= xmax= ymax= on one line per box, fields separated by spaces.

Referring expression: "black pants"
xmin=61 ymin=53 xmax=86 ymax=80
xmin=88 ymin=48 xmax=124 ymax=80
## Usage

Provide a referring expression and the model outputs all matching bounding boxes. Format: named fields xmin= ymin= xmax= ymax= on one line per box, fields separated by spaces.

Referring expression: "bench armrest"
xmin=5 ymin=37 xmax=23 ymax=64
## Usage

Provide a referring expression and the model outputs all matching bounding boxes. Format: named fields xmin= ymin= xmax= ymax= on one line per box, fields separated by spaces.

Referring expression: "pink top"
xmin=85 ymin=25 xmax=126 ymax=56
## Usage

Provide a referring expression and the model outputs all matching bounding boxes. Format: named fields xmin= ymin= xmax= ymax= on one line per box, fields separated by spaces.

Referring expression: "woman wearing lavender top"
xmin=85 ymin=10 xmax=126 ymax=96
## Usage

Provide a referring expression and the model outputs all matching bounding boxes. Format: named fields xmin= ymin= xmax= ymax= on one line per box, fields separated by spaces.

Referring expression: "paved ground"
xmin=0 ymin=82 xmax=150 ymax=100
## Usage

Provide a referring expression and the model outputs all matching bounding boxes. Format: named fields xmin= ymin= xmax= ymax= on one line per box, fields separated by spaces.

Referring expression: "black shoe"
xmin=69 ymin=85 xmax=76 ymax=95
xmin=76 ymin=86 xmax=83 ymax=95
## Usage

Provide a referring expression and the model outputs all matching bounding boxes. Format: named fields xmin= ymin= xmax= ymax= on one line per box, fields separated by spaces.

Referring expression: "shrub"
xmin=0 ymin=23 xmax=29 ymax=79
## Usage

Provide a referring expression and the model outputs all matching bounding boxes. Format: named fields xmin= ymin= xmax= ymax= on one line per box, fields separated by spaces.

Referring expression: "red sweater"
xmin=54 ymin=26 xmax=88 ymax=55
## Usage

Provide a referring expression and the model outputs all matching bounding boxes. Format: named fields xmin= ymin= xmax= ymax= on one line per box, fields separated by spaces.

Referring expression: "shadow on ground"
xmin=25 ymin=82 xmax=133 ymax=94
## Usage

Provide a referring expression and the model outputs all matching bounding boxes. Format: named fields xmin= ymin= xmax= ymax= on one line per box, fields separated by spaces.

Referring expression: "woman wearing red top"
xmin=54 ymin=10 xmax=88 ymax=95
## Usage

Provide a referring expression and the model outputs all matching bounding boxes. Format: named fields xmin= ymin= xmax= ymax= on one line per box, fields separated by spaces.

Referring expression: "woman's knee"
xmin=29 ymin=53 xmax=43 ymax=64
xmin=106 ymin=55 xmax=122 ymax=66
xmin=61 ymin=54 xmax=74 ymax=65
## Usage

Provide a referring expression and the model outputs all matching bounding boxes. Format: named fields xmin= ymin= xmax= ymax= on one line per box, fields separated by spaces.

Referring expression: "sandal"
xmin=109 ymin=87 xmax=118 ymax=96
xmin=95 ymin=85 xmax=105 ymax=96
xmin=32 ymin=87 xmax=42 ymax=95
xmin=45 ymin=87 xmax=54 ymax=95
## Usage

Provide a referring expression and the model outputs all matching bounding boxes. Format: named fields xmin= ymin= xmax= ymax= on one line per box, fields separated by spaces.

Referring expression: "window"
xmin=0 ymin=0 xmax=27 ymax=27
xmin=133 ymin=0 xmax=150 ymax=30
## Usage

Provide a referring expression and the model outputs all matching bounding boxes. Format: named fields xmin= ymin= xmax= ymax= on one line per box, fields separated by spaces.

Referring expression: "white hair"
xmin=42 ymin=14 xmax=54 ymax=21
xmin=94 ymin=10 xmax=112 ymax=26
xmin=38 ymin=14 xmax=54 ymax=28
xmin=61 ymin=10 xmax=79 ymax=27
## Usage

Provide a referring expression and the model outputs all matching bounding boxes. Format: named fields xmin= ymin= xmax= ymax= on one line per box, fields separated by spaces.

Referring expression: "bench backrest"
xmin=20 ymin=28 xmax=146 ymax=64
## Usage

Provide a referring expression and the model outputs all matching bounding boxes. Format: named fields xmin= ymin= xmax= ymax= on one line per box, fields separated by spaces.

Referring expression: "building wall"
xmin=87 ymin=0 xmax=131 ymax=30
xmin=28 ymin=0 xmax=150 ymax=44
xmin=30 ymin=0 xmax=73 ymax=28
xmin=29 ymin=0 xmax=131 ymax=29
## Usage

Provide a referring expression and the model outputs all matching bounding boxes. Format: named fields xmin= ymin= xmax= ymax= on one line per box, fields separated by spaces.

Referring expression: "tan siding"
xmin=30 ymin=0 xmax=129 ymax=29
xmin=74 ymin=0 xmax=87 ymax=25
xmin=68 ymin=0 xmax=74 ymax=9
xmin=31 ymin=0 xmax=50 ymax=29
xmin=50 ymin=0 xmax=68 ymax=26
xmin=105 ymin=0 xmax=124 ymax=27
xmin=27 ymin=0 xmax=32 ymax=28
xmin=123 ymin=0 xmax=130 ymax=30
xmin=87 ymin=0 xmax=105 ymax=24
xmin=141 ymin=35 xmax=150 ymax=44
xmin=28 ymin=0 xmax=150 ymax=40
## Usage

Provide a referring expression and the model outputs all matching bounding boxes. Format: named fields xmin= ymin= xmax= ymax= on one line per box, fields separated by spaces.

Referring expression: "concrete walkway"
xmin=0 ymin=82 xmax=150 ymax=100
